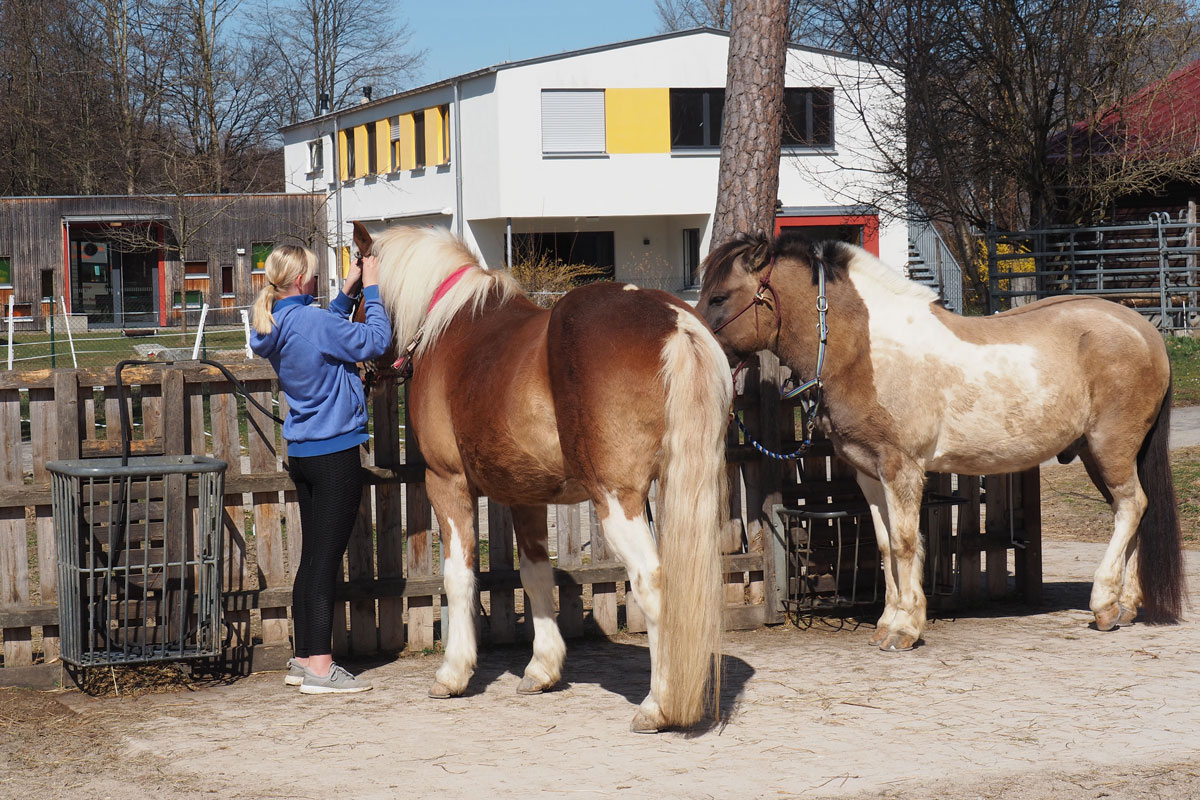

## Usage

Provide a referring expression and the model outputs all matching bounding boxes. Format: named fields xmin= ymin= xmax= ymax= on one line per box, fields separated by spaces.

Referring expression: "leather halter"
xmin=712 ymin=258 xmax=782 ymax=338
xmin=721 ymin=257 xmax=830 ymax=459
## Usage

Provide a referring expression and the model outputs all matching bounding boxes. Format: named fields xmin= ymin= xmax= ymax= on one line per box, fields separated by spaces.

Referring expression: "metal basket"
xmin=48 ymin=455 xmax=227 ymax=668
xmin=773 ymin=493 xmax=966 ymax=617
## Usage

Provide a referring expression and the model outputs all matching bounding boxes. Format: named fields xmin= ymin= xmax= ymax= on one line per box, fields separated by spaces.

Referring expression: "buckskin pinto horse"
xmin=698 ymin=232 xmax=1185 ymax=652
xmin=364 ymin=224 xmax=731 ymax=732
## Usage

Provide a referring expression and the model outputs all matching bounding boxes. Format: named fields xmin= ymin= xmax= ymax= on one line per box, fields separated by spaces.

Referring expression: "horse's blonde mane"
xmin=373 ymin=225 xmax=520 ymax=355
xmin=837 ymin=242 xmax=938 ymax=305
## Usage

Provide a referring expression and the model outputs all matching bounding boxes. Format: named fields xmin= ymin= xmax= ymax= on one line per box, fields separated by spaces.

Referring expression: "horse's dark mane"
xmin=701 ymin=230 xmax=851 ymax=290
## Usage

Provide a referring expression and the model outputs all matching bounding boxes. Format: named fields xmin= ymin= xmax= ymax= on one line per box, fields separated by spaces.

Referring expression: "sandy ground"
xmin=4 ymin=540 xmax=1200 ymax=800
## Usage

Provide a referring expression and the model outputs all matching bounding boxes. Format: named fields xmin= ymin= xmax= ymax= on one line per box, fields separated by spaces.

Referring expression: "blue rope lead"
xmin=735 ymin=261 xmax=829 ymax=461
xmin=734 ymin=415 xmax=814 ymax=461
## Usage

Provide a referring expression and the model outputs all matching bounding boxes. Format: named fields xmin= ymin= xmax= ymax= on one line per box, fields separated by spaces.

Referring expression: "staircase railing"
xmin=908 ymin=208 xmax=965 ymax=313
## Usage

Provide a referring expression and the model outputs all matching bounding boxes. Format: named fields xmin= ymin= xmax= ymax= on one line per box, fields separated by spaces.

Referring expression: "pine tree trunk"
xmin=711 ymin=0 xmax=788 ymax=249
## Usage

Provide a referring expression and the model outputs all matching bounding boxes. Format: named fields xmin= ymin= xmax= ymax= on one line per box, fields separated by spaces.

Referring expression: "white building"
xmin=280 ymin=28 xmax=907 ymax=297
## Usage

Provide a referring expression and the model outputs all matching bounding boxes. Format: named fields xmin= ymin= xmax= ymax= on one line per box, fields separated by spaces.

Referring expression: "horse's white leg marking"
xmin=597 ymin=492 xmax=664 ymax=728
xmin=878 ymin=469 xmax=927 ymax=650
xmin=517 ymin=547 xmax=566 ymax=691
xmin=1117 ymin=545 xmax=1143 ymax=623
xmin=856 ymin=473 xmax=899 ymax=644
xmin=1090 ymin=477 xmax=1146 ymax=629
xmin=434 ymin=517 xmax=478 ymax=695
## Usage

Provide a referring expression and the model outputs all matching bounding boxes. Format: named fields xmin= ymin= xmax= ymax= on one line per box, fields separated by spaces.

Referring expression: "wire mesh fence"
xmin=1 ymin=296 xmax=336 ymax=371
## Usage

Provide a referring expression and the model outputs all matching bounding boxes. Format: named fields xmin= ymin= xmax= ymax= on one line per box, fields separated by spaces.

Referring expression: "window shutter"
xmin=541 ymin=90 xmax=605 ymax=154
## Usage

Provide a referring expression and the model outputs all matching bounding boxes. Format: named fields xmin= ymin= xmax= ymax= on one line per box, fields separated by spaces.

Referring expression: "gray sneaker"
xmin=299 ymin=663 xmax=372 ymax=695
xmin=284 ymin=657 xmax=308 ymax=687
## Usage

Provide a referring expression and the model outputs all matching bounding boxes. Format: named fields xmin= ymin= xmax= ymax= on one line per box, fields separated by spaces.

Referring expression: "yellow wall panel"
xmin=353 ymin=125 xmax=369 ymax=178
xmin=605 ymin=88 xmax=670 ymax=154
xmin=397 ymin=114 xmax=416 ymax=170
xmin=338 ymin=129 xmax=349 ymax=181
xmin=424 ymin=107 xmax=444 ymax=166
xmin=375 ymin=119 xmax=392 ymax=173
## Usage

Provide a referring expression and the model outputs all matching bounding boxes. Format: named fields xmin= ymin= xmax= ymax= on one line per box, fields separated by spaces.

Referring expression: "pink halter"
xmin=428 ymin=265 xmax=475 ymax=313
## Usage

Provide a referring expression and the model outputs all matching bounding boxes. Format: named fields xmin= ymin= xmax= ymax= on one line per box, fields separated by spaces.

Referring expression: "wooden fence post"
xmin=984 ymin=474 xmax=1012 ymax=598
xmin=744 ymin=352 xmax=783 ymax=623
xmin=1017 ymin=467 xmax=1042 ymax=604
xmin=555 ymin=503 xmax=583 ymax=637
xmin=374 ymin=379 xmax=407 ymax=652
xmin=404 ymin=387 xmax=435 ymax=649
xmin=485 ymin=499 xmax=517 ymax=643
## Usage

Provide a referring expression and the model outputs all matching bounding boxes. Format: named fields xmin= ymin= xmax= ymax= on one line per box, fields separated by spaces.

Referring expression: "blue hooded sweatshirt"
xmin=250 ymin=285 xmax=392 ymax=456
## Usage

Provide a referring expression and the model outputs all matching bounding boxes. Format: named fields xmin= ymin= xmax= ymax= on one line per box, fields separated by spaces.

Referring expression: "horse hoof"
xmin=630 ymin=709 xmax=665 ymax=734
xmin=1094 ymin=604 xmax=1121 ymax=632
xmin=1116 ymin=604 xmax=1138 ymax=626
xmin=517 ymin=676 xmax=549 ymax=695
xmin=878 ymin=632 xmax=916 ymax=652
xmin=868 ymin=627 xmax=888 ymax=646
xmin=428 ymin=681 xmax=454 ymax=699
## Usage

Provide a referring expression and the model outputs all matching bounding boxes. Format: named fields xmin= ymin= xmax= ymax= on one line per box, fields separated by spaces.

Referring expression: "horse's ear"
xmin=352 ymin=221 xmax=373 ymax=258
xmin=809 ymin=241 xmax=825 ymax=275
xmin=745 ymin=236 xmax=772 ymax=273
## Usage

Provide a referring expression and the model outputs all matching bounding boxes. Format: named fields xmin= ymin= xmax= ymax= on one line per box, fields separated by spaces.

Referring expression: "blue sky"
xmin=405 ymin=1 xmax=667 ymax=85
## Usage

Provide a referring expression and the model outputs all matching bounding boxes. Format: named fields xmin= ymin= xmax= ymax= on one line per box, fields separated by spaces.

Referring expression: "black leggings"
xmin=287 ymin=446 xmax=364 ymax=658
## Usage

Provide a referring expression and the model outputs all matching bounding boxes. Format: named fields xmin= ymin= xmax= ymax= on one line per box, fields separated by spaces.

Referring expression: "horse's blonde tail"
xmin=655 ymin=308 xmax=733 ymax=727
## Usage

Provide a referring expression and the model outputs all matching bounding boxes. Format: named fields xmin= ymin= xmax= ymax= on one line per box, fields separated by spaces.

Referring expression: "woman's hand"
xmin=362 ymin=254 xmax=380 ymax=288
xmin=342 ymin=257 xmax=364 ymax=296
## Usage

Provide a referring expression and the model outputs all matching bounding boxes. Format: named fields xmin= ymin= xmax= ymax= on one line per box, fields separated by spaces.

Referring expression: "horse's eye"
xmin=709 ymin=295 xmax=727 ymax=306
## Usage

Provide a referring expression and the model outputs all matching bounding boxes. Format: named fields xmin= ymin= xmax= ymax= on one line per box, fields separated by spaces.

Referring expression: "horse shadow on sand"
xmin=788 ymin=577 xmax=1103 ymax=645
xmin=367 ymin=632 xmax=756 ymax=734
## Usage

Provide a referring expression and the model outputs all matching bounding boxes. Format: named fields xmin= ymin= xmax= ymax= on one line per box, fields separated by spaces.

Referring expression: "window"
xmin=308 ymin=139 xmax=324 ymax=173
xmin=413 ymin=110 xmax=426 ymax=168
xmin=367 ymin=123 xmax=377 ymax=174
xmin=172 ymin=290 xmax=204 ymax=309
xmin=390 ymin=116 xmax=403 ymax=169
xmin=670 ymin=89 xmax=724 ymax=149
xmin=439 ymin=105 xmax=450 ymax=163
xmin=221 ymin=265 xmax=234 ymax=296
xmin=251 ymin=242 xmax=272 ymax=273
xmin=184 ymin=260 xmax=209 ymax=280
xmin=541 ymin=90 xmax=606 ymax=154
xmin=683 ymin=229 xmax=701 ymax=286
xmin=41 ymin=269 xmax=54 ymax=301
xmin=0 ymin=255 xmax=11 ymax=287
xmin=345 ymin=127 xmax=357 ymax=177
xmin=518 ymin=231 xmax=615 ymax=280
xmin=782 ymin=88 xmax=834 ymax=147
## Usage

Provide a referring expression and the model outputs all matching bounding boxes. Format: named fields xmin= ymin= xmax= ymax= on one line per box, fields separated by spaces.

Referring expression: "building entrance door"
xmin=69 ymin=232 xmax=160 ymax=327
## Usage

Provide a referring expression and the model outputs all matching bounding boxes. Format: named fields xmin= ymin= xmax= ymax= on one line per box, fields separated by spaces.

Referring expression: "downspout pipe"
xmin=332 ymin=113 xmax=343 ymax=291
xmin=453 ymin=79 xmax=464 ymax=239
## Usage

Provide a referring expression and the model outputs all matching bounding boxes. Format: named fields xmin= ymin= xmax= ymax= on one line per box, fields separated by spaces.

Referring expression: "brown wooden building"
xmin=0 ymin=194 xmax=328 ymax=329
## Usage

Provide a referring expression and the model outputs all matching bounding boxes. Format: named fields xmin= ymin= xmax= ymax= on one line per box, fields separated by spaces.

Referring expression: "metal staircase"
xmin=906 ymin=212 xmax=965 ymax=313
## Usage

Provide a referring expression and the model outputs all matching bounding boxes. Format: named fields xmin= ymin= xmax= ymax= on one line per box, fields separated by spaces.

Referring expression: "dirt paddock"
xmin=2 ymin=540 xmax=1199 ymax=799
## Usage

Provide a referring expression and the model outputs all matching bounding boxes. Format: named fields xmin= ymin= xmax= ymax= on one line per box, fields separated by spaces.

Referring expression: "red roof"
xmin=1048 ymin=59 xmax=1200 ymax=160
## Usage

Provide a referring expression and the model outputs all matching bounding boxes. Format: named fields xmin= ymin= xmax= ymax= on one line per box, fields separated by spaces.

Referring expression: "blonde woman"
xmin=250 ymin=243 xmax=391 ymax=694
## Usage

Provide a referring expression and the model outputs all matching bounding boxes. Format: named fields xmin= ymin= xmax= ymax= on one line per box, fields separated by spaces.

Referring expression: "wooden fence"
xmin=0 ymin=357 xmax=1039 ymax=688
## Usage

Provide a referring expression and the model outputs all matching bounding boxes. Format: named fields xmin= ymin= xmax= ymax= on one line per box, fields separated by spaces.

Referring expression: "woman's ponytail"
xmin=251 ymin=283 xmax=277 ymax=334
xmin=249 ymin=244 xmax=319 ymax=335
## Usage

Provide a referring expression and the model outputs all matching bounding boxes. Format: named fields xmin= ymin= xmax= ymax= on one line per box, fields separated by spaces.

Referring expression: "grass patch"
xmin=1167 ymin=336 xmax=1200 ymax=406
xmin=1041 ymin=445 xmax=1200 ymax=546
xmin=5 ymin=328 xmax=248 ymax=371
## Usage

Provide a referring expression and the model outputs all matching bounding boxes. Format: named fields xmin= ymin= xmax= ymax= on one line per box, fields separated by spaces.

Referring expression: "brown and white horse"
xmin=698 ymin=232 xmax=1185 ymax=651
xmin=371 ymin=225 xmax=732 ymax=731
